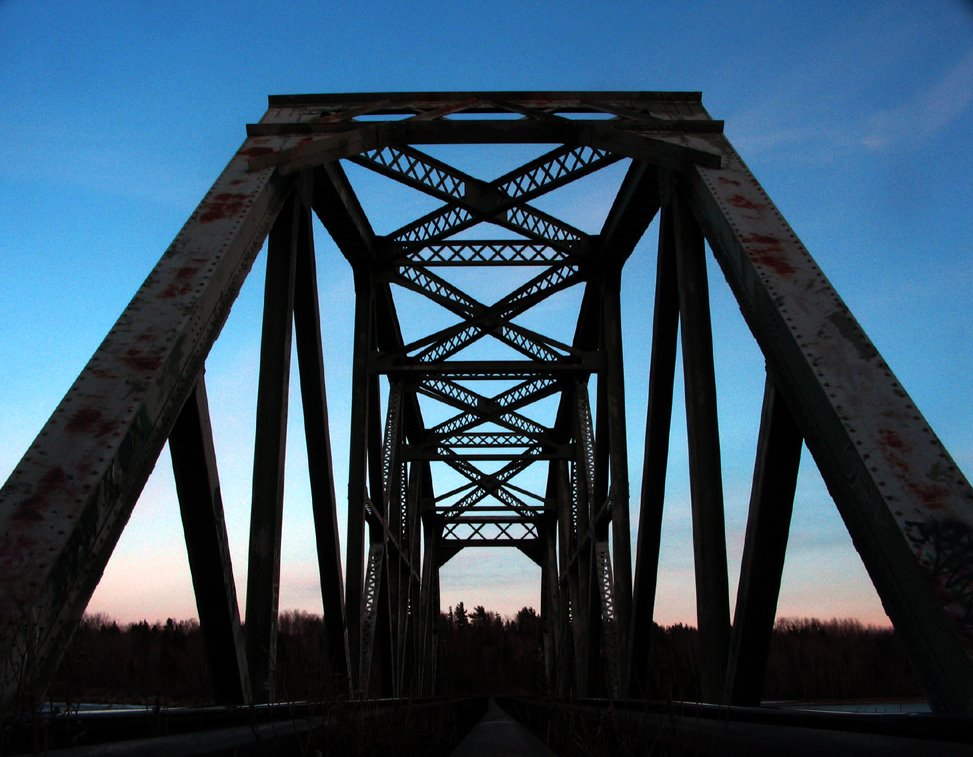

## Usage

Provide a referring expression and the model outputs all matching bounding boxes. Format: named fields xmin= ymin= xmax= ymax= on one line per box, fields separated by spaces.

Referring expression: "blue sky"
xmin=1 ymin=1 xmax=971 ymax=626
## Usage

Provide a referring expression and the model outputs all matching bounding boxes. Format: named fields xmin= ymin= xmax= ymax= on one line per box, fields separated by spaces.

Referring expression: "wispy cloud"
xmin=727 ymin=39 xmax=973 ymax=165
xmin=863 ymin=46 xmax=973 ymax=150
xmin=726 ymin=108 xmax=861 ymax=166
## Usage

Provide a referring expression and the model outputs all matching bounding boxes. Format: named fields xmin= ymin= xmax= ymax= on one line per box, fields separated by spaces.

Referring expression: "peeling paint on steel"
xmin=691 ymin=134 xmax=973 ymax=670
xmin=742 ymin=233 xmax=795 ymax=277
xmin=0 ymin=132 xmax=290 ymax=713
xmin=199 ymin=193 xmax=252 ymax=224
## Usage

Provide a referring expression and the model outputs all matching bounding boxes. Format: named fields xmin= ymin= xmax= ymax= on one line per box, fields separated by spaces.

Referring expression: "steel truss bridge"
xmin=1 ymin=92 xmax=972 ymax=732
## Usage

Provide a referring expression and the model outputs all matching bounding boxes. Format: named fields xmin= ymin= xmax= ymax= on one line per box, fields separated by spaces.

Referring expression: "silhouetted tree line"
xmin=762 ymin=617 xmax=921 ymax=700
xmin=52 ymin=614 xmax=211 ymax=706
xmin=635 ymin=617 xmax=920 ymax=702
xmin=50 ymin=610 xmax=922 ymax=706
xmin=436 ymin=603 xmax=546 ymax=695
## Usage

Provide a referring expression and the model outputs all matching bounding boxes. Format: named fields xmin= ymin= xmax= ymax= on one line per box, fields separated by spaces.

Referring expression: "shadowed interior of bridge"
xmin=9 ymin=696 xmax=973 ymax=756
xmin=449 ymin=698 xmax=554 ymax=756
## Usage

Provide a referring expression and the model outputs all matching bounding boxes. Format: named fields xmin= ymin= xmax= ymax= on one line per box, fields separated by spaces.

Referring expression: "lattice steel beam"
xmin=392 ymin=240 xmax=571 ymax=267
xmin=391 ymin=263 xmax=581 ymax=363
xmin=438 ymin=449 xmax=540 ymax=518
xmin=423 ymin=377 xmax=558 ymax=440
xmin=377 ymin=359 xmax=597 ymax=379
xmin=378 ymin=147 xmax=591 ymax=253
xmin=355 ymin=142 xmax=616 ymax=225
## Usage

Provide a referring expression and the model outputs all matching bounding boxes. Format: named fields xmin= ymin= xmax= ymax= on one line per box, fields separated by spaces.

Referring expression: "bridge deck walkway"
xmin=450 ymin=698 xmax=554 ymax=757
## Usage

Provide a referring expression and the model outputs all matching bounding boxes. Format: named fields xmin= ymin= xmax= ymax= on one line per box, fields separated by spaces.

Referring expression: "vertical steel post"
xmin=592 ymin=340 xmax=613 ymax=695
xmin=292 ymin=199 xmax=351 ymax=689
xmin=593 ymin=537 xmax=620 ymax=696
xmin=380 ymin=383 xmax=406 ymax=694
xmin=358 ymin=542 xmax=385 ymax=694
xmin=245 ymin=193 xmax=299 ymax=702
xmin=724 ymin=375 xmax=802 ymax=705
xmin=540 ymin=513 xmax=561 ymax=694
xmin=431 ymin=554 xmax=441 ymax=692
xmin=601 ymin=274 xmax=634 ymax=695
xmin=412 ymin=464 xmax=430 ymax=691
xmin=169 ymin=377 xmax=251 ymax=705
xmin=402 ymin=461 xmax=423 ymax=694
xmin=556 ymin=458 xmax=581 ymax=695
xmin=673 ymin=191 xmax=731 ymax=703
xmin=418 ymin=519 xmax=436 ymax=695
xmin=345 ymin=269 xmax=374 ymax=692
xmin=573 ymin=387 xmax=597 ymax=694
xmin=366 ymin=373 xmax=393 ymax=696
xmin=417 ymin=469 xmax=439 ymax=695
xmin=629 ymin=201 xmax=680 ymax=697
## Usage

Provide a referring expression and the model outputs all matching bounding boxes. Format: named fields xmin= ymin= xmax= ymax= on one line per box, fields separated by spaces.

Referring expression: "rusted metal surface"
xmin=681 ymin=136 xmax=973 ymax=712
xmin=0 ymin=135 xmax=291 ymax=714
xmin=1 ymin=91 xmax=970 ymax=719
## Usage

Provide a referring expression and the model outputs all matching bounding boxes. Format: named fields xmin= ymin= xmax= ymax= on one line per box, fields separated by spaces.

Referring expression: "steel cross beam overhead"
xmin=0 ymin=91 xmax=971 ymax=717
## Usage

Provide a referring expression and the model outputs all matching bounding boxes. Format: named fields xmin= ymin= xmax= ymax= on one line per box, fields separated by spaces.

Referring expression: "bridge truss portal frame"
xmin=1 ymin=92 xmax=971 ymax=715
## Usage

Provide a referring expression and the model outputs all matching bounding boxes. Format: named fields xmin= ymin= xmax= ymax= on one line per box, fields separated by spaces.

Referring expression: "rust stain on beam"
xmin=0 ymin=137 xmax=293 ymax=713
